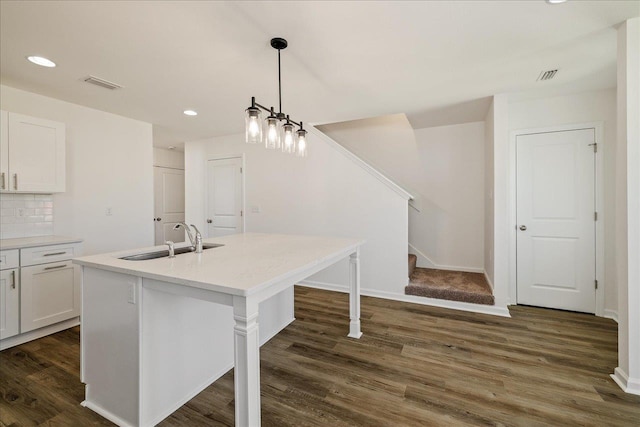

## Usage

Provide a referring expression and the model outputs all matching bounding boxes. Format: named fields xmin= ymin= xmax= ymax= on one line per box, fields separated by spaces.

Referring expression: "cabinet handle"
xmin=44 ymin=264 xmax=67 ymax=271
xmin=43 ymin=251 xmax=66 ymax=257
xmin=1 ymin=172 xmax=5 ymax=190
xmin=10 ymin=270 xmax=15 ymax=289
xmin=13 ymin=173 xmax=17 ymax=190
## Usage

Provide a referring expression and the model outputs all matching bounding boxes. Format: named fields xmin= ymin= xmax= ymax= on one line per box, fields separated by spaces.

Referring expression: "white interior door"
xmin=207 ymin=158 xmax=243 ymax=237
xmin=154 ymin=167 xmax=185 ymax=245
xmin=516 ymin=128 xmax=596 ymax=313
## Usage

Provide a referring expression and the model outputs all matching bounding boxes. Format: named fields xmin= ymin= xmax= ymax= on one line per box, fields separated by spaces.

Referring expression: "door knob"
xmin=519 ymin=225 xmax=527 ymax=231
xmin=207 ymin=219 xmax=213 ymax=224
xmin=155 ymin=217 xmax=162 ymax=222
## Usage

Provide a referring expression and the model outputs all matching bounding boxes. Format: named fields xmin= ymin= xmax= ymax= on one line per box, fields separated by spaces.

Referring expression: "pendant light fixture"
xmin=245 ymin=38 xmax=308 ymax=156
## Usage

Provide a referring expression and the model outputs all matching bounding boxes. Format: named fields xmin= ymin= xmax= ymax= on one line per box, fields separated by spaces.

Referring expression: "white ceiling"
xmin=1 ymin=1 xmax=638 ymax=149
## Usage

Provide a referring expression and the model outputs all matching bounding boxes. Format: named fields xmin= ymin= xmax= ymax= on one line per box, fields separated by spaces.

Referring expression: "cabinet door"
xmin=8 ymin=113 xmax=65 ymax=193
xmin=0 ymin=110 xmax=8 ymax=192
xmin=0 ymin=269 xmax=20 ymax=340
xmin=21 ymin=261 xmax=79 ymax=333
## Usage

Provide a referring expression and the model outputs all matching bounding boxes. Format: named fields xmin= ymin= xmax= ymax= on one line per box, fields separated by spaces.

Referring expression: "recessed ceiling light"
xmin=168 ymin=146 xmax=176 ymax=150
xmin=26 ymin=56 xmax=56 ymax=68
xmin=545 ymin=0 xmax=567 ymax=4
xmin=183 ymin=110 xmax=198 ymax=116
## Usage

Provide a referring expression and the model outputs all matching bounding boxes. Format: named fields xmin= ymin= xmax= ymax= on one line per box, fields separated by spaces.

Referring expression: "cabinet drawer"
xmin=20 ymin=243 xmax=82 ymax=267
xmin=0 ymin=249 xmax=19 ymax=270
xmin=0 ymin=268 xmax=19 ymax=339
xmin=20 ymin=261 xmax=80 ymax=333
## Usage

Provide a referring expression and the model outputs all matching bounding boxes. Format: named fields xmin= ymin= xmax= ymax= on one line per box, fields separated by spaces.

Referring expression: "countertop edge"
xmin=0 ymin=235 xmax=84 ymax=250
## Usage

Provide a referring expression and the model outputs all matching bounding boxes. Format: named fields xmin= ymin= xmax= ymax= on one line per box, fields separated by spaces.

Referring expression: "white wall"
xmin=318 ymin=115 xmax=486 ymax=272
xmin=411 ymin=122 xmax=485 ymax=271
xmin=0 ymin=85 xmax=154 ymax=255
xmin=490 ymin=94 xmax=510 ymax=308
xmin=508 ymin=88 xmax=617 ymax=313
xmin=184 ymin=129 xmax=409 ymax=295
xmin=613 ymin=17 xmax=640 ymax=396
xmin=484 ymin=101 xmax=495 ymax=286
xmin=153 ymin=147 xmax=184 ymax=170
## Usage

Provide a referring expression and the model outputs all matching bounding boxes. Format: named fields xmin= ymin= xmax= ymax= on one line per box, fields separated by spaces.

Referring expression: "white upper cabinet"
xmin=0 ymin=111 xmax=65 ymax=193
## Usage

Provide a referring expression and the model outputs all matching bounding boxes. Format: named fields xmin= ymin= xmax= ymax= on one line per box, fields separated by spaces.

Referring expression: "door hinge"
xmin=595 ymin=279 xmax=598 ymax=290
xmin=240 ymin=210 xmax=243 ymax=217
xmin=240 ymin=167 xmax=243 ymax=173
xmin=589 ymin=142 xmax=598 ymax=153
xmin=594 ymin=211 xmax=598 ymax=221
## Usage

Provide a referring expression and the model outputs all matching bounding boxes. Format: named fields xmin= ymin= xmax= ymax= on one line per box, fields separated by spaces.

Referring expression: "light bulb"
xmin=245 ymin=106 xmax=262 ymax=144
xmin=281 ymin=122 xmax=295 ymax=153
xmin=248 ymin=117 xmax=260 ymax=137
xmin=266 ymin=119 xmax=280 ymax=149
xmin=296 ymin=129 xmax=308 ymax=157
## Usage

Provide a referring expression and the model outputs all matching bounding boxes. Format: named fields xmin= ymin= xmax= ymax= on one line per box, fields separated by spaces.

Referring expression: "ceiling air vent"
xmin=537 ymin=69 xmax=558 ymax=81
xmin=83 ymin=75 xmax=123 ymax=90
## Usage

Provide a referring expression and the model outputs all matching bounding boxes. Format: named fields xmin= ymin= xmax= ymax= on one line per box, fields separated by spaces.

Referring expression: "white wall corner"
xmin=484 ymin=270 xmax=494 ymax=291
xmin=604 ymin=309 xmax=619 ymax=323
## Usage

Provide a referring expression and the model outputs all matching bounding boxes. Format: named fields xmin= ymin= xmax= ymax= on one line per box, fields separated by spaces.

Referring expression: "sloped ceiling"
xmin=1 ymin=1 xmax=638 ymax=148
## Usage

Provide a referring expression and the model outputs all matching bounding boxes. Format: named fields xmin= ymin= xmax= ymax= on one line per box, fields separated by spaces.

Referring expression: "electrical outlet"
xmin=128 ymin=283 xmax=136 ymax=304
xmin=251 ymin=205 xmax=261 ymax=213
xmin=105 ymin=207 xmax=113 ymax=216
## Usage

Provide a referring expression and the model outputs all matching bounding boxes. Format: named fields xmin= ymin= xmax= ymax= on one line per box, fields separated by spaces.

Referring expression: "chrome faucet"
xmin=173 ymin=222 xmax=203 ymax=253
xmin=190 ymin=224 xmax=203 ymax=253
xmin=165 ymin=241 xmax=175 ymax=258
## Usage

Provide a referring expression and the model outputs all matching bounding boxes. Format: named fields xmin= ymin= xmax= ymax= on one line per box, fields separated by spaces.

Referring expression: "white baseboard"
xmin=298 ymin=280 xmax=511 ymax=318
xmin=611 ymin=367 xmax=640 ymax=396
xmin=82 ymin=399 xmax=136 ymax=427
xmin=0 ymin=317 xmax=80 ymax=351
xmin=604 ymin=309 xmax=619 ymax=323
xmin=408 ymin=243 xmax=484 ymax=273
xmin=300 ymin=280 xmax=348 ymax=294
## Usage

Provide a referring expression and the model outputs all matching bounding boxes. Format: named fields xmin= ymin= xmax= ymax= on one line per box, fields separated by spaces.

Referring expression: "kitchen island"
xmin=74 ymin=233 xmax=364 ymax=427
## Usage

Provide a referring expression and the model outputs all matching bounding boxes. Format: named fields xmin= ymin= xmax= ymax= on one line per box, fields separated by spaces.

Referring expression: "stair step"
xmin=408 ymin=254 xmax=417 ymax=277
xmin=406 ymin=267 xmax=494 ymax=305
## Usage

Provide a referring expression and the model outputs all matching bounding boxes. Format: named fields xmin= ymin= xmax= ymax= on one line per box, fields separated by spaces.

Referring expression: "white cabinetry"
xmin=21 ymin=260 xmax=80 ymax=333
xmin=0 ymin=111 xmax=65 ymax=193
xmin=0 ymin=241 xmax=82 ymax=349
xmin=0 ymin=249 xmax=19 ymax=340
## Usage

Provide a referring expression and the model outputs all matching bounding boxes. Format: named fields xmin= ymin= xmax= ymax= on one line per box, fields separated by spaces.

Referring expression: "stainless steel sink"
xmin=119 ymin=244 xmax=223 ymax=261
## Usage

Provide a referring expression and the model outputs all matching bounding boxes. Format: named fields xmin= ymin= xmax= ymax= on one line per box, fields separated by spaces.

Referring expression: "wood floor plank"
xmin=2 ymin=286 xmax=639 ymax=426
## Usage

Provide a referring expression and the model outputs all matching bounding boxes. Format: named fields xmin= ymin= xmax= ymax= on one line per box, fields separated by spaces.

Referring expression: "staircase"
xmin=405 ymin=254 xmax=494 ymax=305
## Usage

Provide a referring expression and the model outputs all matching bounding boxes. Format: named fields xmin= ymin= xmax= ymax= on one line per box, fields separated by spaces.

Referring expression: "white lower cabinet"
xmin=20 ymin=260 xmax=80 ymax=333
xmin=0 ymin=241 xmax=82 ymax=349
xmin=0 ymin=268 xmax=19 ymax=339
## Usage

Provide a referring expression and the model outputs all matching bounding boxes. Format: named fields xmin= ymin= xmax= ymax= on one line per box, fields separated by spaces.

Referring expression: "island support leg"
xmin=348 ymin=249 xmax=363 ymax=339
xmin=233 ymin=296 xmax=261 ymax=427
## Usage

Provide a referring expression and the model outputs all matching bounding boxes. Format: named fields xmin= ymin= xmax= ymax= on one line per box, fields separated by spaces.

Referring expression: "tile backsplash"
xmin=0 ymin=194 xmax=54 ymax=239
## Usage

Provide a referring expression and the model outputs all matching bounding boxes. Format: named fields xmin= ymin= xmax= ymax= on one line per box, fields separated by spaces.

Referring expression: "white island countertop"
xmin=74 ymin=233 xmax=363 ymax=297
xmin=0 ymin=235 xmax=83 ymax=250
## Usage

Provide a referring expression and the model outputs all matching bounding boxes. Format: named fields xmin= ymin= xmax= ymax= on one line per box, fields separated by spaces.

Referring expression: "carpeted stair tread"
xmin=405 ymin=268 xmax=494 ymax=305
xmin=408 ymin=254 xmax=417 ymax=277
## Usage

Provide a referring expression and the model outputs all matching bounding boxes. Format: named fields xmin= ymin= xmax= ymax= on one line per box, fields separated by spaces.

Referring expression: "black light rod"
xmin=253 ymin=100 xmax=303 ymax=127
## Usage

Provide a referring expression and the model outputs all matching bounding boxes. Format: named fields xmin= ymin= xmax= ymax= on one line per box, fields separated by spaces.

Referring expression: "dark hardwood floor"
xmin=2 ymin=286 xmax=639 ymax=426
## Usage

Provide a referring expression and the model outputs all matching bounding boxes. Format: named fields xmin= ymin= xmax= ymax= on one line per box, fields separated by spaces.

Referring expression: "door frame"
xmin=509 ymin=122 xmax=604 ymax=316
xmin=204 ymin=155 xmax=246 ymax=238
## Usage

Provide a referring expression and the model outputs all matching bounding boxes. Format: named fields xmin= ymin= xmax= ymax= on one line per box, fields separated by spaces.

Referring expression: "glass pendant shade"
xmin=265 ymin=115 xmax=280 ymax=149
xmin=245 ymin=107 xmax=262 ymax=144
xmin=281 ymin=121 xmax=295 ymax=153
xmin=296 ymin=128 xmax=308 ymax=157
